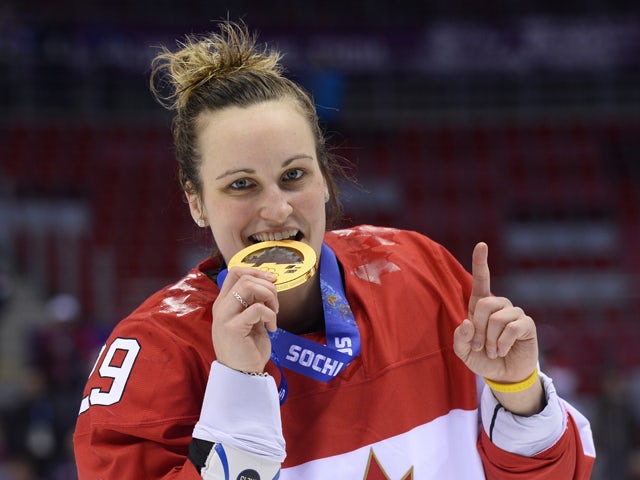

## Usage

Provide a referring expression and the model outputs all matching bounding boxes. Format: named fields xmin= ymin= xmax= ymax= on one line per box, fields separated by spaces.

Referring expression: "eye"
xmin=282 ymin=168 xmax=304 ymax=181
xmin=229 ymin=177 xmax=255 ymax=190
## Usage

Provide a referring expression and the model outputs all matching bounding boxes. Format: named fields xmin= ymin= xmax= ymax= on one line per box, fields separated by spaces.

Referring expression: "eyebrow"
xmin=215 ymin=168 xmax=254 ymax=180
xmin=215 ymin=154 xmax=314 ymax=180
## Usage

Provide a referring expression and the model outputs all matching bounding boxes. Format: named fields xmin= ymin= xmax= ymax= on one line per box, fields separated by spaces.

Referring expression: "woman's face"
xmin=188 ymin=99 xmax=328 ymax=264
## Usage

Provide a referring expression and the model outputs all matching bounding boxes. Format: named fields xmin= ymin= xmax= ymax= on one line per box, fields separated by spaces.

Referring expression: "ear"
xmin=185 ymin=190 xmax=207 ymax=227
xmin=323 ymin=179 xmax=330 ymax=203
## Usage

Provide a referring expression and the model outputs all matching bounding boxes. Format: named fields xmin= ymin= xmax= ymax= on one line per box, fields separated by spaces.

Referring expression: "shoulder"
xmin=76 ymin=262 xmax=218 ymax=429
xmin=325 ymin=225 xmax=458 ymax=269
xmin=116 ymin=261 xmax=218 ymax=339
xmin=325 ymin=224 xmax=438 ymax=251
xmin=325 ymin=224 xmax=471 ymax=294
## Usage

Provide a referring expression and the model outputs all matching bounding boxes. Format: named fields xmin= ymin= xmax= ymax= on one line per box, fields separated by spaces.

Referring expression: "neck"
xmin=276 ymin=273 xmax=324 ymax=334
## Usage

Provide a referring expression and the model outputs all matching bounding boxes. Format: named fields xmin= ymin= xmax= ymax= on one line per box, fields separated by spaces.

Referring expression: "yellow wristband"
xmin=483 ymin=369 xmax=539 ymax=393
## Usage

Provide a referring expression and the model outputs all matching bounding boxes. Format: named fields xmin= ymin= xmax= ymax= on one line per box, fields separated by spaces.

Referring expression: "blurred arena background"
xmin=1 ymin=1 xmax=639 ymax=478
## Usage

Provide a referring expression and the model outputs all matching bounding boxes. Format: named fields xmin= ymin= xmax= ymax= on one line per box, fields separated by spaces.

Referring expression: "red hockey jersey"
xmin=74 ymin=225 xmax=595 ymax=479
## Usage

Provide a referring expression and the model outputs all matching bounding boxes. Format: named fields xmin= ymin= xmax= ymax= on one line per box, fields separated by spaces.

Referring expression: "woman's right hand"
xmin=212 ymin=267 xmax=279 ymax=373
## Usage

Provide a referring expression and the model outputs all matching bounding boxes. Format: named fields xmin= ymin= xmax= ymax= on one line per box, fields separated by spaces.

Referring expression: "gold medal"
xmin=227 ymin=240 xmax=318 ymax=292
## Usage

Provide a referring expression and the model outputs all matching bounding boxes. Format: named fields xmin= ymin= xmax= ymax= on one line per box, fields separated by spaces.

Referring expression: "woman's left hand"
xmin=453 ymin=242 xmax=544 ymax=415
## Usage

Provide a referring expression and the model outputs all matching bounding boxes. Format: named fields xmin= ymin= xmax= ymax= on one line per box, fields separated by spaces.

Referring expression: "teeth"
xmin=253 ymin=230 xmax=298 ymax=242
xmin=252 ymin=230 xmax=299 ymax=242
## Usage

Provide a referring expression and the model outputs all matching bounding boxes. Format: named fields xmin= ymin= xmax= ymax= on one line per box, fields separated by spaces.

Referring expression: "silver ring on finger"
xmin=231 ymin=290 xmax=249 ymax=309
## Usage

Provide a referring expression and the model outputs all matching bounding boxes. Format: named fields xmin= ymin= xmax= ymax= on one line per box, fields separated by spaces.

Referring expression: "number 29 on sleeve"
xmin=79 ymin=338 xmax=140 ymax=414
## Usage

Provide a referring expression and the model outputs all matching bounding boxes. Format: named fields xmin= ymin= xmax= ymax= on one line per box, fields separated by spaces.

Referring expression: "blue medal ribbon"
xmin=217 ymin=243 xmax=360 ymax=404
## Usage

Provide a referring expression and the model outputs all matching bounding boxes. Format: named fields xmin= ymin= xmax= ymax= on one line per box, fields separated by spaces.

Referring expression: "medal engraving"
xmin=228 ymin=240 xmax=317 ymax=292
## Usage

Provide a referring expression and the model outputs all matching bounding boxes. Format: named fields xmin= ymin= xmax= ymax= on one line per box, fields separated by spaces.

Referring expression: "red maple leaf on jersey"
xmin=363 ymin=449 xmax=413 ymax=480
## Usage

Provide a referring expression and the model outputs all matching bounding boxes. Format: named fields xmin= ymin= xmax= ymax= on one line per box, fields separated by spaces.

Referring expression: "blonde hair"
xmin=150 ymin=21 xmax=342 ymax=230
xmin=151 ymin=23 xmax=283 ymax=112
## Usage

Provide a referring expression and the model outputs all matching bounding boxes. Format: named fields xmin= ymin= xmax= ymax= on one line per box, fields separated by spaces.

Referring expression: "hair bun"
xmin=150 ymin=21 xmax=282 ymax=111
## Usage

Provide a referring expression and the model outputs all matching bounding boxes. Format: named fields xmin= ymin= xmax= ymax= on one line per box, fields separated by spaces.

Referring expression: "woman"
xmin=74 ymin=22 xmax=595 ymax=479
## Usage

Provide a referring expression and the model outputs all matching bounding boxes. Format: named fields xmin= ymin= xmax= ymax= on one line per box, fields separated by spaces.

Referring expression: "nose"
xmin=259 ymin=186 xmax=293 ymax=223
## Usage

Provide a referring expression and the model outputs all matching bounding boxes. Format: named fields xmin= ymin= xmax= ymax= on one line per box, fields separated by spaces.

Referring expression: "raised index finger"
xmin=469 ymin=242 xmax=490 ymax=316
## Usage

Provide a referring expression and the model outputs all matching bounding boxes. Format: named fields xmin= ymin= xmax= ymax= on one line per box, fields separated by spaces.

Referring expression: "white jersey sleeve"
xmin=189 ymin=361 xmax=285 ymax=477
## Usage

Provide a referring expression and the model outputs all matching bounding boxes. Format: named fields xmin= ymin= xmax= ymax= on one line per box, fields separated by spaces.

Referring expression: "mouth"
xmin=249 ymin=229 xmax=303 ymax=243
